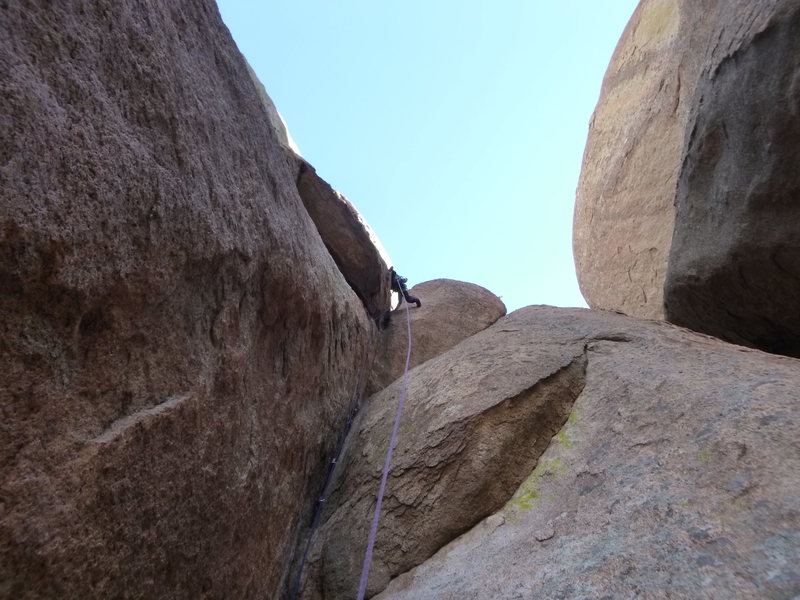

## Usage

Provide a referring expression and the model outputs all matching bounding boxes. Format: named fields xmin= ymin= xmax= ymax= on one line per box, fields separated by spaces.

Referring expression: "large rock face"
xmin=365 ymin=279 xmax=506 ymax=395
xmin=370 ymin=307 xmax=800 ymax=599
xmin=573 ymin=0 xmax=709 ymax=320
xmin=301 ymin=305 xmax=581 ymax=599
xmin=0 ymin=2 xmax=377 ymax=598
xmin=664 ymin=1 xmax=800 ymax=357
xmin=575 ymin=0 xmax=800 ymax=355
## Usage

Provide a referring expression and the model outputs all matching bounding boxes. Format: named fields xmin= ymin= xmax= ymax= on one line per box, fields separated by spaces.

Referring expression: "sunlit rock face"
xmin=300 ymin=306 xmax=587 ymax=600
xmin=575 ymin=0 xmax=800 ymax=357
xmin=0 ymin=1 xmax=378 ymax=598
xmin=365 ymin=307 xmax=798 ymax=600
xmin=574 ymin=0 xmax=708 ymax=320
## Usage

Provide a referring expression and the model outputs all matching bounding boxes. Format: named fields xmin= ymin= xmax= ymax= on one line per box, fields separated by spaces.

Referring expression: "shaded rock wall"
xmin=295 ymin=159 xmax=390 ymax=320
xmin=0 ymin=1 xmax=376 ymax=598
xmin=665 ymin=1 xmax=800 ymax=357
xmin=245 ymin=61 xmax=392 ymax=320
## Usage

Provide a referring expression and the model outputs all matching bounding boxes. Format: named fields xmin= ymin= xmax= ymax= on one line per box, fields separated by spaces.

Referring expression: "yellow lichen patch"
xmin=631 ymin=0 xmax=679 ymax=51
xmin=505 ymin=457 xmax=570 ymax=513
xmin=555 ymin=410 xmax=580 ymax=450
xmin=504 ymin=411 xmax=580 ymax=519
xmin=555 ymin=429 xmax=576 ymax=450
xmin=567 ymin=410 xmax=579 ymax=426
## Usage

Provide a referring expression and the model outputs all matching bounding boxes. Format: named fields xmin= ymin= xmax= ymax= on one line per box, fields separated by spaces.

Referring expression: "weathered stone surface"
xmin=365 ymin=279 xmax=506 ymax=395
xmin=295 ymin=159 xmax=391 ymax=319
xmin=574 ymin=0 xmax=710 ymax=319
xmin=575 ymin=0 xmax=800 ymax=350
xmin=665 ymin=1 xmax=800 ymax=357
xmin=374 ymin=306 xmax=800 ymax=599
xmin=0 ymin=2 xmax=374 ymax=598
xmin=300 ymin=305 xmax=588 ymax=600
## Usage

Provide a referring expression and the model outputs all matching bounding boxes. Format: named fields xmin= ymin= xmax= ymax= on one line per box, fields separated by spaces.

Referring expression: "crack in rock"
xmin=300 ymin=351 xmax=588 ymax=600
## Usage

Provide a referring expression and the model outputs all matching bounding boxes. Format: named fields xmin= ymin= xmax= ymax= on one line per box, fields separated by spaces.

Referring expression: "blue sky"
xmin=217 ymin=1 xmax=638 ymax=311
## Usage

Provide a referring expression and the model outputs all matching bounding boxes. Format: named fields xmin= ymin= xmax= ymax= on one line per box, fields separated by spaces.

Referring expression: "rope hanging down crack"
xmin=356 ymin=296 xmax=413 ymax=600
xmin=289 ymin=333 xmax=374 ymax=600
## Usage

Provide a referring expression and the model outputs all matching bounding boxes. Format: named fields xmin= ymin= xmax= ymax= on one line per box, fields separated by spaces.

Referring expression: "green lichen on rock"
xmin=505 ymin=457 xmax=570 ymax=513
xmin=555 ymin=410 xmax=580 ymax=450
xmin=504 ymin=410 xmax=580 ymax=519
xmin=567 ymin=410 xmax=579 ymax=426
xmin=555 ymin=429 xmax=576 ymax=450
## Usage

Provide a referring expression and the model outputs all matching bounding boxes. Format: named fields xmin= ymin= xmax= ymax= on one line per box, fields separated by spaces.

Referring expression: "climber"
xmin=390 ymin=267 xmax=421 ymax=309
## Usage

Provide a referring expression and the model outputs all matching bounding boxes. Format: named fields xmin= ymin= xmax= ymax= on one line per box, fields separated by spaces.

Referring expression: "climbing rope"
xmin=289 ymin=329 xmax=375 ymax=600
xmin=356 ymin=297 xmax=413 ymax=600
xmin=288 ymin=296 xmax=414 ymax=600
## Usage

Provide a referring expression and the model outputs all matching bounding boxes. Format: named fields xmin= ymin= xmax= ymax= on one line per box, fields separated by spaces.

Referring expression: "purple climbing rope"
xmin=289 ymin=332 xmax=375 ymax=600
xmin=356 ymin=298 xmax=413 ymax=600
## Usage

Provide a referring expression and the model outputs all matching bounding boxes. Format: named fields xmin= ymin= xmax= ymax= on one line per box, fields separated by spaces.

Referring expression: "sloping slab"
xmin=376 ymin=307 xmax=800 ymax=599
